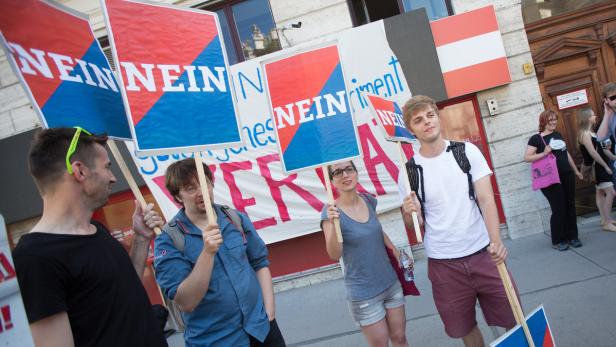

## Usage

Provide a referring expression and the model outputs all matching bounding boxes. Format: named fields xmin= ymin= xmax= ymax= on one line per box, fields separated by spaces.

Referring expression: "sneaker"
xmin=569 ymin=239 xmax=583 ymax=248
xmin=552 ymin=242 xmax=569 ymax=251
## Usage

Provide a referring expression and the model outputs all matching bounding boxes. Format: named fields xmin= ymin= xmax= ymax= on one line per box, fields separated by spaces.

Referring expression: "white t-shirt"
xmin=397 ymin=141 xmax=492 ymax=259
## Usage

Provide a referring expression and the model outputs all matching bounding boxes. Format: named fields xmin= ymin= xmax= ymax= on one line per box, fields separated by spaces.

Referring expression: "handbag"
xmin=531 ymin=135 xmax=561 ymax=190
xmin=385 ymin=247 xmax=420 ymax=296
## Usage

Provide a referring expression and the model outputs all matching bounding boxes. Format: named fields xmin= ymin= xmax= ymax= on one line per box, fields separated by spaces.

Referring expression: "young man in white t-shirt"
xmin=398 ymin=95 xmax=516 ymax=347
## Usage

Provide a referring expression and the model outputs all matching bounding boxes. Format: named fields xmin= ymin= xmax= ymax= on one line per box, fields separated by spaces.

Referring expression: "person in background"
xmin=577 ymin=107 xmax=616 ymax=232
xmin=595 ymin=83 xmax=616 ymax=187
xmin=525 ymin=110 xmax=583 ymax=251
xmin=322 ymin=160 xmax=409 ymax=347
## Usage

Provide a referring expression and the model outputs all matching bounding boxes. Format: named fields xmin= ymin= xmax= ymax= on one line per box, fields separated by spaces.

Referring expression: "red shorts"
xmin=427 ymin=249 xmax=517 ymax=338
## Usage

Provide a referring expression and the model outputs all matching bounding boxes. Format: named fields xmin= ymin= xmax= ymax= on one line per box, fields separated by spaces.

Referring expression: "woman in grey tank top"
xmin=321 ymin=161 xmax=409 ymax=347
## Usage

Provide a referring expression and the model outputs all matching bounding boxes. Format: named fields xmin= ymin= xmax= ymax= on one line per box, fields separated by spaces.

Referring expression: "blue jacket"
xmin=154 ymin=206 xmax=270 ymax=347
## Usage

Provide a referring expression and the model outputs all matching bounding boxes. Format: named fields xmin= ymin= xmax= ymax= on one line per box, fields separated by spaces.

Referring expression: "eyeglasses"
xmin=66 ymin=126 xmax=92 ymax=174
xmin=608 ymin=95 xmax=616 ymax=101
xmin=331 ymin=166 xmax=356 ymax=178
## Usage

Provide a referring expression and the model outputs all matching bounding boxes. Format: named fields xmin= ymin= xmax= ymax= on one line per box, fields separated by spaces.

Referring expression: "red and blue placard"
xmin=365 ymin=94 xmax=415 ymax=143
xmin=490 ymin=306 xmax=555 ymax=347
xmin=263 ymin=44 xmax=360 ymax=173
xmin=0 ymin=0 xmax=130 ymax=139
xmin=102 ymin=0 xmax=241 ymax=154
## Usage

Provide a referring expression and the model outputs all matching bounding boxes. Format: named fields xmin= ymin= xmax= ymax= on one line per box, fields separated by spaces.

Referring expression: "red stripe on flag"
xmin=442 ymin=57 xmax=510 ymax=98
xmin=431 ymin=6 xmax=499 ymax=47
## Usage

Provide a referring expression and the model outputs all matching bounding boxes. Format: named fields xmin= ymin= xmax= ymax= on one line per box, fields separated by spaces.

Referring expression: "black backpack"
xmin=405 ymin=141 xmax=477 ymax=219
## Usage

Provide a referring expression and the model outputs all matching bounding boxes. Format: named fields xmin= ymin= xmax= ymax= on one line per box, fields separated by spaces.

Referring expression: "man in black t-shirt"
xmin=12 ymin=128 xmax=168 ymax=347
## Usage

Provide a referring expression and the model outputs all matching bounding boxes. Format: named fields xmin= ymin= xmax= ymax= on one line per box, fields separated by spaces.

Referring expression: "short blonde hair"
xmin=403 ymin=95 xmax=438 ymax=128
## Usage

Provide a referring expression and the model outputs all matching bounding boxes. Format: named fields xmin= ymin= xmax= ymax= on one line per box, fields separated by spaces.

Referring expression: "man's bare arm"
xmin=30 ymin=312 xmax=74 ymax=347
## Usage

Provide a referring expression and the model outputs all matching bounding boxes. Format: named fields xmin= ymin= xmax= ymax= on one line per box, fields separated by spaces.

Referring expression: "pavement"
xmin=168 ymin=213 xmax=616 ymax=347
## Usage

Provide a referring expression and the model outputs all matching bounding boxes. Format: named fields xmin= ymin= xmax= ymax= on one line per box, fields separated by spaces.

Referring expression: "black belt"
xmin=430 ymin=244 xmax=489 ymax=261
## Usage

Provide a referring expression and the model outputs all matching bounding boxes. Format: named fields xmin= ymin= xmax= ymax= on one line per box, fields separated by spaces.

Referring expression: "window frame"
xmin=347 ymin=0 xmax=454 ymax=27
xmin=202 ymin=0 xmax=279 ymax=64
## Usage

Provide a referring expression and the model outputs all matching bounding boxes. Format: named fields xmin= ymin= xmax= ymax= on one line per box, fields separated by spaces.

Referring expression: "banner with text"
xmin=129 ymin=20 xmax=416 ymax=244
xmin=102 ymin=0 xmax=242 ymax=154
xmin=0 ymin=0 xmax=130 ymax=139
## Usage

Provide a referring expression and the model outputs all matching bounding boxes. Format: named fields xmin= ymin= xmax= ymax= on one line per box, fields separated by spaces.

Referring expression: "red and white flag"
xmin=431 ymin=5 xmax=511 ymax=98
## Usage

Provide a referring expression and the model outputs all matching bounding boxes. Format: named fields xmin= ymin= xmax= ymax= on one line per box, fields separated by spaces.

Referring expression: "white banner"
xmin=128 ymin=21 xmax=416 ymax=244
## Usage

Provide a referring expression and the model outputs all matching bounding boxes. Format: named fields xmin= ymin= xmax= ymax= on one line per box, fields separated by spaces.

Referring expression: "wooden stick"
xmin=497 ymin=263 xmax=535 ymax=347
xmin=397 ymin=142 xmax=423 ymax=243
xmin=108 ymin=140 xmax=167 ymax=307
xmin=194 ymin=153 xmax=218 ymax=227
xmin=107 ymin=140 xmax=162 ymax=235
xmin=322 ymin=166 xmax=343 ymax=243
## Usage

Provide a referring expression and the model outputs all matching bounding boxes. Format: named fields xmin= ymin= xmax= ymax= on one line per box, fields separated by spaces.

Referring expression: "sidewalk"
xmin=168 ymin=214 xmax=616 ymax=346
xmin=276 ymin=214 xmax=616 ymax=347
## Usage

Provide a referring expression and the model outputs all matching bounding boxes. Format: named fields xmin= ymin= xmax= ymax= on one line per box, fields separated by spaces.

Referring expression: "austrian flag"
xmin=431 ymin=5 xmax=511 ymax=98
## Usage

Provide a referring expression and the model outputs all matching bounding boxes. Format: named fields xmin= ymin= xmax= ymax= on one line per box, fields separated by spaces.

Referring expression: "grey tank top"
xmin=321 ymin=193 xmax=397 ymax=301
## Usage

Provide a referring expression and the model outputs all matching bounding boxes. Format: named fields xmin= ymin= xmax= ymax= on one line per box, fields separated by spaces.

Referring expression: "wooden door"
xmin=526 ymin=2 xmax=616 ymax=214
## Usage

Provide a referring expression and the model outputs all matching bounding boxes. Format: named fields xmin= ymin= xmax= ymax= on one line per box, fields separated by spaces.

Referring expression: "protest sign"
xmin=262 ymin=44 xmax=360 ymax=174
xmin=129 ymin=7 xmax=508 ymax=245
xmin=365 ymin=94 xmax=415 ymax=143
xmin=0 ymin=0 xmax=130 ymax=139
xmin=262 ymin=43 xmax=362 ymax=241
xmin=365 ymin=93 xmax=421 ymax=242
xmin=491 ymin=305 xmax=555 ymax=347
xmin=0 ymin=215 xmax=35 ymax=346
xmin=129 ymin=20 xmax=414 ymax=245
xmin=102 ymin=0 xmax=242 ymax=155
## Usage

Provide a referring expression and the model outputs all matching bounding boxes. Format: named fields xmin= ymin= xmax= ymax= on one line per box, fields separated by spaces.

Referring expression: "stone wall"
xmin=452 ymin=0 xmax=551 ymax=238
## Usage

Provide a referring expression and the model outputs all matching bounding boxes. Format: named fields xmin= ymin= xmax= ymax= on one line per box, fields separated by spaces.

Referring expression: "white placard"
xmin=0 ymin=215 xmax=35 ymax=346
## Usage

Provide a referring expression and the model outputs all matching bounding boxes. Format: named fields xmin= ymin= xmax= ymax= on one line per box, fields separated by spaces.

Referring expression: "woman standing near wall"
xmin=577 ymin=107 xmax=616 ymax=232
xmin=525 ymin=110 xmax=583 ymax=251
xmin=321 ymin=161 xmax=409 ymax=347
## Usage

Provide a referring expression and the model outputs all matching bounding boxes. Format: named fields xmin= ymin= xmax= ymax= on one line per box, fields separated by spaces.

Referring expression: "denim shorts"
xmin=348 ymin=281 xmax=405 ymax=326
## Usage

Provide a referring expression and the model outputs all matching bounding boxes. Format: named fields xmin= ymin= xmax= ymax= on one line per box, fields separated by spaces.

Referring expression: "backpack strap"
xmin=218 ymin=204 xmax=247 ymax=242
xmin=446 ymin=141 xmax=476 ymax=201
xmin=405 ymin=157 xmax=426 ymax=219
xmin=163 ymin=219 xmax=187 ymax=254
xmin=163 ymin=205 xmax=246 ymax=254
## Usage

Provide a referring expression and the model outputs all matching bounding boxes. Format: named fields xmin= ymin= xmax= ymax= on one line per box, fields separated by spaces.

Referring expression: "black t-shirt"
xmin=13 ymin=222 xmax=167 ymax=347
xmin=528 ymin=132 xmax=571 ymax=173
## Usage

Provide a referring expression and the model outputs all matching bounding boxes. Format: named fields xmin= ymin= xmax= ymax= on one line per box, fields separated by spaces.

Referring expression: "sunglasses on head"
xmin=66 ymin=126 xmax=92 ymax=174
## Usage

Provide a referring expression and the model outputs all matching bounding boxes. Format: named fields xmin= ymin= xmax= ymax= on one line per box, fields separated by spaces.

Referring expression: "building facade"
xmin=2 ymin=0 xmax=612 ymax=293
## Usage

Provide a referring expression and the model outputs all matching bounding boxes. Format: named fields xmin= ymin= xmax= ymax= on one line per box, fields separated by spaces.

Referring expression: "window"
xmin=206 ymin=0 xmax=281 ymax=65
xmin=348 ymin=0 xmax=452 ymax=26
xmin=401 ymin=0 xmax=451 ymax=21
xmin=521 ymin=0 xmax=609 ymax=24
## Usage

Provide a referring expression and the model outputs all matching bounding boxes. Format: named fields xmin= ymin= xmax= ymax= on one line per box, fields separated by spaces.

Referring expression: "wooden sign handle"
xmin=496 ymin=262 xmax=535 ymax=347
xmin=108 ymin=140 xmax=167 ymax=307
xmin=107 ymin=140 xmax=162 ymax=235
xmin=194 ymin=153 xmax=218 ymax=227
xmin=322 ymin=166 xmax=343 ymax=243
xmin=397 ymin=142 xmax=423 ymax=243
